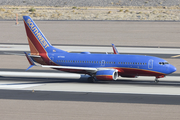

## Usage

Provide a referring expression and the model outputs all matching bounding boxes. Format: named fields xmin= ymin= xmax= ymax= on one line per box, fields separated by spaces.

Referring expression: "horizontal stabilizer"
xmin=26 ymin=65 xmax=34 ymax=71
xmin=29 ymin=55 xmax=41 ymax=58
xmin=24 ymin=52 xmax=36 ymax=70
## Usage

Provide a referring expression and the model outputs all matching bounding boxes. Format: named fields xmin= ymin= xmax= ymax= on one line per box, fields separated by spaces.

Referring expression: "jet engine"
xmin=95 ymin=69 xmax=118 ymax=81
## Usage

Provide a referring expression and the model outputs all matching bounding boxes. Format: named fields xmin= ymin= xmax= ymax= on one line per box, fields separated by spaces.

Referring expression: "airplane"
xmin=23 ymin=16 xmax=176 ymax=83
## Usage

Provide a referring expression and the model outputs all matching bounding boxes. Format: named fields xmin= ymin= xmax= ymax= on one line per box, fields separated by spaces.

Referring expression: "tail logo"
xmin=26 ymin=19 xmax=49 ymax=48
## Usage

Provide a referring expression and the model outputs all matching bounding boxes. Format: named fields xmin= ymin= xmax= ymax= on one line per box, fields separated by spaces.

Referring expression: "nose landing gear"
xmin=155 ymin=75 xmax=165 ymax=83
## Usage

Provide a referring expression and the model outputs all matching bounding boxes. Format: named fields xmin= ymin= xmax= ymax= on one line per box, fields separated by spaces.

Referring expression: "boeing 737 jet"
xmin=23 ymin=16 xmax=176 ymax=83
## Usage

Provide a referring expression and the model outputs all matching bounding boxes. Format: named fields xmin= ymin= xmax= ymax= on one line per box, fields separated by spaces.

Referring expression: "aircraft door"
xmin=101 ymin=60 xmax=105 ymax=66
xmin=148 ymin=59 xmax=153 ymax=69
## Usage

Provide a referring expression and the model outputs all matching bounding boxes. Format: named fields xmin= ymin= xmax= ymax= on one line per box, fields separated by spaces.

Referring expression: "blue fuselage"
xmin=47 ymin=52 xmax=176 ymax=77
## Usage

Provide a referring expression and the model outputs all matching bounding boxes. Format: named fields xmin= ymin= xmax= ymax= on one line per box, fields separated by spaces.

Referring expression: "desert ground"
xmin=0 ymin=6 xmax=180 ymax=21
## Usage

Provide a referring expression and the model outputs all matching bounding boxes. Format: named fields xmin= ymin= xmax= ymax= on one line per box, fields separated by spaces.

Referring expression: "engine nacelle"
xmin=96 ymin=69 xmax=118 ymax=81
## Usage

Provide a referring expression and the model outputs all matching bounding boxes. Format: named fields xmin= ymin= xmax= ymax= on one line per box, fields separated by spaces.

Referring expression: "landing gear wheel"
xmin=87 ymin=77 xmax=96 ymax=83
xmin=155 ymin=78 xmax=159 ymax=83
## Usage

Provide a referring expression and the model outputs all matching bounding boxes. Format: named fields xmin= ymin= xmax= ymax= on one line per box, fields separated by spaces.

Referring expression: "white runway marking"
xmin=0 ymin=83 xmax=42 ymax=89
xmin=0 ymin=71 xmax=84 ymax=79
xmin=1 ymin=44 xmax=180 ymax=54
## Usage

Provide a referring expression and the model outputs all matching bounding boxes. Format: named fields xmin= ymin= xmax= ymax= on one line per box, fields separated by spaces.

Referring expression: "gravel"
xmin=0 ymin=0 xmax=180 ymax=7
xmin=0 ymin=0 xmax=180 ymax=21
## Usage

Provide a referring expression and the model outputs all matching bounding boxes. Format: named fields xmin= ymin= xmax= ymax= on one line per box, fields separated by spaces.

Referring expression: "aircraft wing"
xmin=41 ymin=65 xmax=119 ymax=75
xmin=42 ymin=65 xmax=97 ymax=73
xmin=24 ymin=52 xmax=120 ymax=74
xmin=24 ymin=52 xmax=97 ymax=73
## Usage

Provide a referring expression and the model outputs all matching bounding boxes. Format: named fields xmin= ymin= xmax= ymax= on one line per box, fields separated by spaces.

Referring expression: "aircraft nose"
xmin=169 ymin=65 xmax=176 ymax=74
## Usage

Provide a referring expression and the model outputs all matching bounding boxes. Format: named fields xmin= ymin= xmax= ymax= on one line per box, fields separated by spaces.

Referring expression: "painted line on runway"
xmin=1 ymin=44 xmax=180 ymax=54
xmin=0 ymin=83 xmax=42 ymax=89
xmin=0 ymin=71 xmax=86 ymax=79
xmin=171 ymin=55 xmax=180 ymax=58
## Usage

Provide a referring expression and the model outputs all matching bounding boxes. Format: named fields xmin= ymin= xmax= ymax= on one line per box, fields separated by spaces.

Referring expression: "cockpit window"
xmin=159 ymin=62 xmax=169 ymax=65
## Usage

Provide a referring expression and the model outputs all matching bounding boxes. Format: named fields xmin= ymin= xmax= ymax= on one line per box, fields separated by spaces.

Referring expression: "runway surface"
xmin=1 ymin=21 xmax=180 ymax=47
xmin=1 ymin=89 xmax=180 ymax=105
xmin=1 ymin=74 xmax=180 ymax=96
xmin=1 ymin=21 xmax=180 ymax=119
xmin=1 ymin=44 xmax=180 ymax=54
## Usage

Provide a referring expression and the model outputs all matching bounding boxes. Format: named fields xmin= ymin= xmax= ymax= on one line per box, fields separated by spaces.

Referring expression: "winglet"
xmin=111 ymin=44 xmax=119 ymax=54
xmin=24 ymin=52 xmax=36 ymax=70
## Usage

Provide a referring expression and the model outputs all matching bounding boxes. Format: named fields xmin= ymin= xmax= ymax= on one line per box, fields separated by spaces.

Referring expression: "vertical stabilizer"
xmin=112 ymin=44 xmax=119 ymax=54
xmin=23 ymin=16 xmax=66 ymax=55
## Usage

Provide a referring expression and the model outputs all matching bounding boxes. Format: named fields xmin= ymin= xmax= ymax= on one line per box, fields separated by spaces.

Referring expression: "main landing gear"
xmin=154 ymin=78 xmax=159 ymax=83
xmin=87 ymin=77 xmax=96 ymax=83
